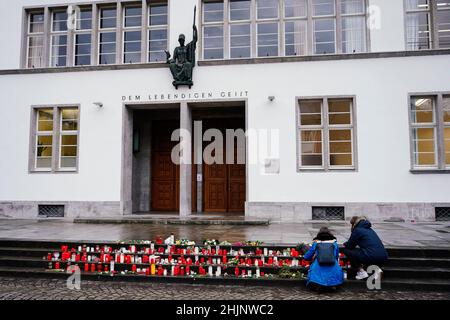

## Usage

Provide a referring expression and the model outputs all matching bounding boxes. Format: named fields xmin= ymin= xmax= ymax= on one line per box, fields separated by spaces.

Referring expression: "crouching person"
xmin=343 ymin=216 xmax=388 ymax=280
xmin=303 ymin=227 xmax=344 ymax=291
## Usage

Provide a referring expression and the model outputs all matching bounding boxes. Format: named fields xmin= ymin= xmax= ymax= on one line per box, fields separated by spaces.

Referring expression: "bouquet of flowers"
xmin=296 ymin=243 xmax=311 ymax=255
xmin=176 ymin=239 xmax=195 ymax=246
xmin=246 ymin=240 xmax=263 ymax=246
xmin=219 ymin=240 xmax=232 ymax=246
xmin=202 ymin=239 xmax=219 ymax=245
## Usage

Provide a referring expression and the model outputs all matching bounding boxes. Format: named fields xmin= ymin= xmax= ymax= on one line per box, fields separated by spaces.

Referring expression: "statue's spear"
xmin=193 ymin=5 xmax=197 ymax=28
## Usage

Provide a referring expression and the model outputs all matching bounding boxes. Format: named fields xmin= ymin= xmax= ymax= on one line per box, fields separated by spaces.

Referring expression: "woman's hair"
xmin=350 ymin=216 xmax=367 ymax=230
xmin=318 ymin=227 xmax=331 ymax=234
xmin=314 ymin=227 xmax=336 ymax=241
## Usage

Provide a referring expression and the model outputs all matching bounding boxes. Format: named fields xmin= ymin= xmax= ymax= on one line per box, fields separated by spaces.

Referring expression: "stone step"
xmin=73 ymin=217 xmax=270 ymax=226
xmin=381 ymin=267 xmax=450 ymax=280
xmin=386 ymin=247 xmax=450 ymax=259
xmin=385 ymin=257 xmax=450 ymax=268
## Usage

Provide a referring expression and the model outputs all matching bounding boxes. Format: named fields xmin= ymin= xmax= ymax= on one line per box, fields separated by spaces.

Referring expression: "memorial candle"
xmin=110 ymin=260 xmax=115 ymax=273
xmin=47 ymin=253 xmax=52 ymax=261
xmin=235 ymin=267 xmax=239 ymax=277
xmin=186 ymin=266 xmax=190 ymax=274
xmin=91 ymin=264 xmax=95 ymax=272
xmin=84 ymin=263 xmax=89 ymax=272
xmin=151 ymin=263 xmax=156 ymax=275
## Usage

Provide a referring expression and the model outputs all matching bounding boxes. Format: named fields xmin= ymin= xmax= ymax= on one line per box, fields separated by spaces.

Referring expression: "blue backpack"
xmin=316 ymin=242 xmax=336 ymax=265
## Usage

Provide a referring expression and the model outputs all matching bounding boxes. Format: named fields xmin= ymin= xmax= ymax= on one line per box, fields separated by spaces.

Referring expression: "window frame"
xmin=26 ymin=10 xmax=45 ymax=68
xmin=200 ymin=0 xmax=369 ymax=61
xmin=408 ymin=92 xmax=450 ymax=172
xmin=404 ymin=0 xmax=450 ymax=50
xmin=122 ymin=3 xmax=143 ymax=64
xmin=296 ymin=95 xmax=358 ymax=171
xmin=147 ymin=1 xmax=169 ymax=63
xmin=50 ymin=9 xmax=69 ymax=67
xmin=29 ymin=105 xmax=81 ymax=174
xmin=98 ymin=5 xmax=118 ymax=66
xmin=73 ymin=6 xmax=93 ymax=66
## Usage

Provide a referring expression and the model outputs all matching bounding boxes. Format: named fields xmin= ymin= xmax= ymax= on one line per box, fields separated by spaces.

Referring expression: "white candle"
xmin=163 ymin=269 xmax=167 ymax=276
xmin=264 ymin=248 xmax=268 ymax=256
xmin=150 ymin=243 xmax=154 ymax=250
xmin=255 ymin=260 xmax=258 ymax=267
xmin=216 ymin=266 xmax=221 ymax=277
xmin=87 ymin=255 xmax=91 ymax=262
xmin=110 ymin=260 xmax=115 ymax=272
xmin=208 ymin=266 xmax=213 ymax=276
xmin=120 ymin=253 xmax=124 ymax=264
xmin=247 ymin=270 xmax=252 ymax=277
xmin=256 ymin=268 xmax=260 ymax=278
xmin=78 ymin=246 xmax=82 ymax=252
xmin=171 ymin=266 xmax=175 ymax=276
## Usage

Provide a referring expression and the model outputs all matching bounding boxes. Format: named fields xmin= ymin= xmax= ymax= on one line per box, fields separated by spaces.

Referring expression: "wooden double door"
xmin=150 ymin=119 xmax=245 ymax=213
xmin=150 ymin=121 xmax=197 ymax=211
xmin=202 ymin=119 xmax=246 ymax=213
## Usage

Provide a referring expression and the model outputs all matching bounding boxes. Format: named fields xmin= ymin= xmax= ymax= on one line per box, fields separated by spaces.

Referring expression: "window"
xmin=201 ymin=0 xmax=368 ymax=60
xmin=409 ymin=94 xmax=450 ymax=170
xmin=298 ymin=97 xmax=356 ymax=170
xmin=203 ymin=1 xmax=225 ymax=59
xmin=32 ymin=106 xmax=79 ymax=172
xmin=74 ymin=8 xmax=92 ymax=66
xmin=437 ymin=0 xmax=450 ymax=48
xmin=285 ymin=0 xmax=308 ymax=56
xmin=341 ymin=0 xmax=366 ymax=53
xmin=257 ymin=0 xmax=279 ymax=57
xmin=50 ymin=10 xmax=68 ymax=67
xmin=99 ymin=6 xmax=117 ymax=65
xmin=229 ymin=0 xmax=251 ymax=58
xmin=148 ymin=1 xmax=168 ymax=62
xmin=35 ymin=109 xmax=54 ymax=169
xmin=312 ymin=0 xmax=336 ymax=54
xmin=59 ymin=108 xmax=79 ymax=169
xmin=27 ymin=11 xmax=45 ymax=68
xmin=405 ymin=0 xmax=450 ymax=50
xmin=123 ymin=5 xmax=142 ymax=63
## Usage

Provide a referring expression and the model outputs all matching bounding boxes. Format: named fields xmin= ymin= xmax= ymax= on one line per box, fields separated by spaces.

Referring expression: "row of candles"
xmin=47 ymin=243 xmax=351 ymax=278
xmin=56 ymin=244 xmax=303 ymax=258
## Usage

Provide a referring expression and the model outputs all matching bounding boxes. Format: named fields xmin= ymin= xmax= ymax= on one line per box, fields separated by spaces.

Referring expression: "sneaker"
xmin=355 ymin=270 xmax=369 ymax=280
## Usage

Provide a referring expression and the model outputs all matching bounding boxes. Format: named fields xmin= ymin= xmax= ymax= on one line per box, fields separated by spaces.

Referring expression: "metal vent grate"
xmin=38 ymin=205 xmax=65 ymax=217
xmin=436 ymin=207 xmax=450 ymax=221
xmin=312 ymin=206 xmax=345 ymax=221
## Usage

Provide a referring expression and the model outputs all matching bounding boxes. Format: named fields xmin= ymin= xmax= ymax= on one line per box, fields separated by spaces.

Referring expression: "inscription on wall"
xmin=122 ymin=91 xmax=249 ymax=102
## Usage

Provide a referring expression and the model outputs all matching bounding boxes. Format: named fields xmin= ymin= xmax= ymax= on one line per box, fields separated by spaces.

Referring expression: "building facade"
xmin=0 ymin=0 xmax=449 ymax=222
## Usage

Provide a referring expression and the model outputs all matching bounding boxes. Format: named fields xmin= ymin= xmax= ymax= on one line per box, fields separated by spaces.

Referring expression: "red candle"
xmin=181 ymin=268 xmax=185 ymax=276
xmin=223 ymin=256 xmax=227 ymax=264
xmin=268 ymin=257 xmax=273 ymax=265
xmin=104 ymin=265 xmax=109 ymax=272
xmin=47 ymin=253 xmax=52 ymax=261
xmin=132 ymin=264 xmax=137 ymax=272
xmin=208 ymin=257 xmax=212 ymax=264
xmin=187 ymin=249 xmax=191 ymax=255
xmin=258 ymin=260 xmax=263 ymax=267
xmin=200 ymin=257 xmax=205 ymax=263
xmin=158 ymin=266 xmax=163 ymax=276
xmin=143 ymin=255 xmax=149 ymax=263
xmin=91 ymin=264 xmax=95 ymax=272
xmin=218 ymin=249 xmax=223 ymax=255
xmin=212 ymin=249 xmax=216 ymax=255
xmin=235 ymin=267 xmax=239 ymax=277
xmin=75 ymin=254 xmax=80 ymax=262
xmin=241 ymin=270 xmax=246 ymax=276
xmin=186 ymin=266 xmax=190 ymax=274
xmin=223 ymin=249 xmax=227 ymax=255
xmin=55 ymin=262 xmax=60 ymax=269
xmin=261 ymin=272 xmax=265 ymax=277
xmin=146 ymin=268 xmax=150 ymax=276
xmin=84 ymin=263 xmax=89 ymax=272
xmin=97 ymin=264 xmax=103 ymax=272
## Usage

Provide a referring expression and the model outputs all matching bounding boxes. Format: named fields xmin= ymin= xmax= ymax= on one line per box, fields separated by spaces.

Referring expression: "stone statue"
xmin=165 ymin=6 xmax=197 ymax=89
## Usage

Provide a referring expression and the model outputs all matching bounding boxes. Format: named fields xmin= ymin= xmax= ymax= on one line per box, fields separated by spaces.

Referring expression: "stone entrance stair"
xmin=0 ymin=240 xmax=449 ymax=291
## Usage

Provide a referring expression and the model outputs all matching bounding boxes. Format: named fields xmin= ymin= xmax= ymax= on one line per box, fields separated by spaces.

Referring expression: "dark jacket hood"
xmin=355 ymin=219 xmax=372 ymax=229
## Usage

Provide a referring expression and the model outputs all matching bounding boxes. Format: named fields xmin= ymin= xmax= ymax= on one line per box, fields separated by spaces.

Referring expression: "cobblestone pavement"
xmin=0 ymin=277 xmax=448 ymax=300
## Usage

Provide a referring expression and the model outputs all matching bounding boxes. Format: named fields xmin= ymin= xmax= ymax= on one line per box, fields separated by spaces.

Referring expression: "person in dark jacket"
xmin=304 ymin=227 xmax=344 ymax=291
xmin=343 ymin=216 xmax=388 ymax=280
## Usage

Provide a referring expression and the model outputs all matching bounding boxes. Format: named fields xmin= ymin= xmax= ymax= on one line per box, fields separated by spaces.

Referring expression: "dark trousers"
xmin=343 ymin=248 xmax=387 ymax=269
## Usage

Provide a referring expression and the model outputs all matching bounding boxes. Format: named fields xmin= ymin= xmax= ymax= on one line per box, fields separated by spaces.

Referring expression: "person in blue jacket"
xmin=343 ymin=216 xmax=388 ymax=280
xmin=303 ymin=227 xmax=344 ymax=291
